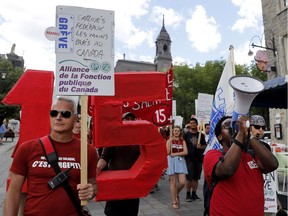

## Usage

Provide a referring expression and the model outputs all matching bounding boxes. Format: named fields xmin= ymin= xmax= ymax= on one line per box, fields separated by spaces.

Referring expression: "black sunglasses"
xmin=253 ymin=125 xmax=265 ymax=130
xmin=50 ymin=110 xmax=72 ymax=118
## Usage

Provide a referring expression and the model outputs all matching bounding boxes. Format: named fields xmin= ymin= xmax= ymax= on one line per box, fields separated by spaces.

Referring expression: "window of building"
xmin=277 ymin=0 xmax=288 ymax=13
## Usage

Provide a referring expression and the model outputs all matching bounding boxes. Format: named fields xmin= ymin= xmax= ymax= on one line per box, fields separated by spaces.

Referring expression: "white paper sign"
xmin=263 ymin=171 xmax=278 ymax=213
xmin=54 ymin=6 xmax=115 ymax=96
xmin=196 ymin=93 xmax=213 ymax=123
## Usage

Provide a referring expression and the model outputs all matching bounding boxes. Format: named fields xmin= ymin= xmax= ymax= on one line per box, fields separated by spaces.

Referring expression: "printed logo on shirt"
xmin=247 ymin=159 xmax=258 ymax=169
xmin=31 ymin=156 xmax=81 ymax=169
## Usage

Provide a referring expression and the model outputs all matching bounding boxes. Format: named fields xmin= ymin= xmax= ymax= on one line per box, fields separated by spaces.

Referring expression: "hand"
xmin=237 ymin=116 xmax=249 ymax=133
xmin=77 ymin=183 xmax=95 ymax=200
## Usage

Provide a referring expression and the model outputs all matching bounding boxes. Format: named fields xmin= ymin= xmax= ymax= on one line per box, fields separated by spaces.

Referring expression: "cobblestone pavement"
xmin=0 ymin=138 xmax=206 ymax=216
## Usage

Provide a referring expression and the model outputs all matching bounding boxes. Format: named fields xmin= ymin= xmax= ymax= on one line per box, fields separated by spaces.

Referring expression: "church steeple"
xmin=154 ymin=15 xmax=172 ymax=71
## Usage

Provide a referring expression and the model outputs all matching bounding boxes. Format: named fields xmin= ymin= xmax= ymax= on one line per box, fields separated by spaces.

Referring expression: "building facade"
xmin=261 ymin=0 xmax=287 ymax=146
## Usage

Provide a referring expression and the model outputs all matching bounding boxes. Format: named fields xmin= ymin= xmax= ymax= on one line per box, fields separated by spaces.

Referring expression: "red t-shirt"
xmin=10 ymin=137 xmax=97 ymax=216
xmin=203 ymin=150 xmax=264 ymax=216
xmin=171 ymin=139 xmax=184 ymax=153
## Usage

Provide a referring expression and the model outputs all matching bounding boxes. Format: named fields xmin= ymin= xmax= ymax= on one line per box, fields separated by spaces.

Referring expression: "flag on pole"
xmin=206 ymin=45 xmax=236 ymax=152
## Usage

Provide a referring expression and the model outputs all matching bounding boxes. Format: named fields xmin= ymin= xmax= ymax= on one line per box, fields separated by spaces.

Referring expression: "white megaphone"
xmin=229 ymin=75 xmax=265 ymax=132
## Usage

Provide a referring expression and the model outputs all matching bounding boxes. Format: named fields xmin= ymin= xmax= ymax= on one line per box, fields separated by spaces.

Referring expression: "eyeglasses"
xmin=50 ymin=110 xmax=72 ymax=118
xmin=222 ymin=122 xmax=231 ymax=129
xmin=253 ymin=125 xmax=265 ymax=130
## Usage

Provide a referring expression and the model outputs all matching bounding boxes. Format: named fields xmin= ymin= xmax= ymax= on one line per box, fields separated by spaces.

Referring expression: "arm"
xmin=215 ymin=117 xmax=248 ymax=178
xmin=3 ymin=172 xmax=25 ymax=216
xmin=198 ymin=133 xmax=207 ymax=151
xmin=96 ymin=158 xmax=108 ymax=175
xmin=249 ymin=138 xmax=278 ymax=173
xmin=166 ymin=139 xmax=171 ymax=155
xmin=181 ymin=140 xmax=188 ymax=156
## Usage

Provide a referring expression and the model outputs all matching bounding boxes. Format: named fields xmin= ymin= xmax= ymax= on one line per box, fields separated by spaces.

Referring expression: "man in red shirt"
xmin=203 ymin=116 xmax=278 ymax=216
xmin=3 ymin=97 xmax=97 ymax=216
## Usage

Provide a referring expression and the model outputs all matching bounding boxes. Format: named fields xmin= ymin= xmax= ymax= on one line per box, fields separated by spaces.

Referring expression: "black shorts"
xmin=185 ymin=160 xmax=202 ymax=181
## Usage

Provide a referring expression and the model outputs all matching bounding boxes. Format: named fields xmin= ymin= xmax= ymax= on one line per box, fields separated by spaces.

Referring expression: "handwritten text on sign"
xmin=55 ymin=6 xmax=115 ymax=96
xmin=196 ymin=93 xmax=213 ymax=123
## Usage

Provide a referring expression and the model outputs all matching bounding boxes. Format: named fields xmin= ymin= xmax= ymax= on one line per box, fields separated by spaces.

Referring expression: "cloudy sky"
xmin=0 ymin=0 xmax=263 ymax=71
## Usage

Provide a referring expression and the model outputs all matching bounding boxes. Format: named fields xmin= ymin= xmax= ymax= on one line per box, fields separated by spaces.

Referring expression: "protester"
xmin=97 ymin=112 xmax=140 ymax=216
xmin=166 ymin=125 xmax=188 ymax=209
xmin=204 ymin=123 xmax=210 ymax=143
xmin=184 ymin=117 xmax=207 ymax=202
xmin=250 ymin=115 xmax=269 ymax=148
xmin=250 ymin=115 xmax=285 ymax=215
xmin=3 ymin=96 xmax=97 ymax=216
xmin=72 ymin=115 xmax=81 ymax=139
xmin=203 ymin=115 xmax=278 ymax=216
xmin=0 ymin=118 xmax=7 ymax=145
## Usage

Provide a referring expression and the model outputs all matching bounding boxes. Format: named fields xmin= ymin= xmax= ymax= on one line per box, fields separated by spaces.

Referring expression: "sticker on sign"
xmin=44 ymin=26 xmax=60 ymax=41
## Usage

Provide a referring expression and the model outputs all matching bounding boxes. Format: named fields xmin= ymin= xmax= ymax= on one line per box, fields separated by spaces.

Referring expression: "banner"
xmin=122 ymin=66 xmax=173 ymax=126
xmin=206 ymin=46 xmax=236 ymax=151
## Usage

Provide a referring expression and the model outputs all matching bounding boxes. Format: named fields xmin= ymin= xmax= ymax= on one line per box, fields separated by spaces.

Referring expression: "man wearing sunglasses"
xmin=250 ymin=115 xmax=267 ymax=143
xmin=3 ymin=97 xmax=97 ymax=216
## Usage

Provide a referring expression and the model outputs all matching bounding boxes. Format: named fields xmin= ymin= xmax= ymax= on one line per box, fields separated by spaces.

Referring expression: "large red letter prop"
xmin=92 ymin=72 xmax=168 ymax=201
xmin=2 ymin=69 xmax=54 ymax=191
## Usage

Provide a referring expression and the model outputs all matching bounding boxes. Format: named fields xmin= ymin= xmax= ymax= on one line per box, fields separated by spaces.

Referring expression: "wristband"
xmin=233 ymin=138 xmax=244 ymax=150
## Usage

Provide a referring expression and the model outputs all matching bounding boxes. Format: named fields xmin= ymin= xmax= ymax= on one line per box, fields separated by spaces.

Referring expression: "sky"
xmin=0 ymin=0 xmax=264 ymax=71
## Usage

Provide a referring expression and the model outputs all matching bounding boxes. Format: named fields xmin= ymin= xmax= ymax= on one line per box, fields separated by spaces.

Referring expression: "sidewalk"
xmin=87 ymin=175 xmax=205 ymax=216
xmin=0 ymin=138 xmax=206 ymax=216
xmin=0 ymin=137 xmax=18 ymax=210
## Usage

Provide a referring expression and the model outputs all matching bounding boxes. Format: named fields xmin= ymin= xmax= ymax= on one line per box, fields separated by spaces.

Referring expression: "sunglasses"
xmin=50 ymin=110 xmax=72 ymax=118
xmin=253 ymin=125 xmax=265 ymax=130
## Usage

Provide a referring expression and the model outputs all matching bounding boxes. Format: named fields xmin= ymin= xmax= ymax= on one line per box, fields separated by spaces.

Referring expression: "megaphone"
xmin=229 ymin=75 xmax=265 ymax=133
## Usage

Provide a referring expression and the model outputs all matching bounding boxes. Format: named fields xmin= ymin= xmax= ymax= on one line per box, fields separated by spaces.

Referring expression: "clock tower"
xmin=154 ymin=15 xmax=172 ymax=71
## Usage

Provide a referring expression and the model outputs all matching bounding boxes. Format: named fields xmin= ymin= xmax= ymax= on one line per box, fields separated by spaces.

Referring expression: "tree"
xmin=172 ymin=60 xmax=267 ymax=125
xmin=0 ymin=59 xmax=24 ymax=120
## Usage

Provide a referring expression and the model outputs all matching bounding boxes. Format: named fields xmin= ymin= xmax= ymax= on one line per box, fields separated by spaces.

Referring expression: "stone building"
xmin=260 ymin=0 xmax=287 ymax=146
xmin=114 ymin=16 xmax=172 ymax=72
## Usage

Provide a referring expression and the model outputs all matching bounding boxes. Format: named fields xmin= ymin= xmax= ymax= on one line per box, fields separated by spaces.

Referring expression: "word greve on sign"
xmin=58 ymin=17 xmax=69 ymax=49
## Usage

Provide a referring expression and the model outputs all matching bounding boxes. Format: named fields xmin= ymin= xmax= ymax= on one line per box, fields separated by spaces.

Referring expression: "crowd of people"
xmin=2 ymin=96 xmax=286 ymax=216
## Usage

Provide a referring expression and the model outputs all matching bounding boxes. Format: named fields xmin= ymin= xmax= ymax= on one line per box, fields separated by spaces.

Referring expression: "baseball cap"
xmin=250 ymin=115 xmax=266 ymax=126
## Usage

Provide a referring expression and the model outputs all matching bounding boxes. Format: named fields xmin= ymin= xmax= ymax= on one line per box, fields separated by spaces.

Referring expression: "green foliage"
xmin=173 ymin=60 xmax=267 ymax=124
xmin=0 ymin=59 xmax=24 ymax=120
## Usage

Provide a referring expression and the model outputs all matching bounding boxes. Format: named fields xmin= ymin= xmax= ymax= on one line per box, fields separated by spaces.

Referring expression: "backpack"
xmin=203 ymin=149 xmax=224 ymax=216
xmin=203 ymin=149 xmax=255 ymax=216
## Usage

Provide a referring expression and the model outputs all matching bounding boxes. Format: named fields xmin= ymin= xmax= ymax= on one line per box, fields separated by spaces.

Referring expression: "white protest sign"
xmin=174 ymin=115 xmax=183 ymax=127
xmin=196 ymin=93 xmax=213 ymax=123
xmin=172 ymin=100 xmax=176 ymax=117
xmin=263 ymin=171 xmax=278 ymax=213
xmin=54 ymin=6 xmax=115 ymax=96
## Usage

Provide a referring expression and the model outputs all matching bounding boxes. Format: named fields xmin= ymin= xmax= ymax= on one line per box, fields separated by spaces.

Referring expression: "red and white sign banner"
xmin=122 ymin=66 xmax=173 ymax=126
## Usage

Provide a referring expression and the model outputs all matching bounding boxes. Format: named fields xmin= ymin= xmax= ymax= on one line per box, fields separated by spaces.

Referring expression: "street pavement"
xmin=0 ymin=137 xmax=206 ymax=216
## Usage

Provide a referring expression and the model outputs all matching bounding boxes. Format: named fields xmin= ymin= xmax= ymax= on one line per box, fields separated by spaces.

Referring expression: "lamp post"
xmin=248 ymin=31 xmax=277 ymax=57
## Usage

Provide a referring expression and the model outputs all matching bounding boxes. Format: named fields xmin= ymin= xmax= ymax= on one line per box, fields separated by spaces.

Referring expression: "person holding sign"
xmin=183 ymin=117 xmax=207 ymax=202
xmin=96 ymin=112 xmax=140 ymax=216
xmin=3 ymin=97 xmax=97 ymax=216
xmin=203 ymin=116 xmax=278 ymax=216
